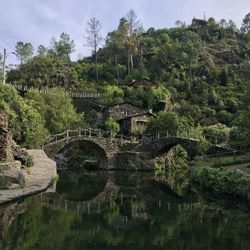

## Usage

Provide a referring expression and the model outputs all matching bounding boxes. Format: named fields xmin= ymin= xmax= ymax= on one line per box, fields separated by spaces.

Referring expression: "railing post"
xmin=166 ymin=130 xmax=169 ymax=138
xmin=176 ymin=130 xmax=179 ymax=137
xmin=89 ymin=128 xmax=91 ymax=137
xmin=99 ymin=130 xmax=102 ymax=138
xmin=66 ymin=131 xmax=69 ymax=139
xmin=79 ymin=129 xmax=81 ymax=136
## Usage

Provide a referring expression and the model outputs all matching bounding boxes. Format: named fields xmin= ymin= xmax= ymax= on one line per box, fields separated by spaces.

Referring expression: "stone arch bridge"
xmin=44 ymin=128 xmax=207 ymax=169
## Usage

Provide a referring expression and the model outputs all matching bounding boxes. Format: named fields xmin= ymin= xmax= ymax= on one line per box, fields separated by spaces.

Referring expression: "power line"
xmin=0 ymin=37 xmax=15 ymax=51
xmin=0 ymin=43 xmax=5 ymax=50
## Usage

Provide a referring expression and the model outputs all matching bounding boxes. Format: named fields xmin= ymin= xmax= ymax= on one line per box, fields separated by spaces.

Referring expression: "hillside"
xmin=2 ymin=15 xmax=250 ymax=148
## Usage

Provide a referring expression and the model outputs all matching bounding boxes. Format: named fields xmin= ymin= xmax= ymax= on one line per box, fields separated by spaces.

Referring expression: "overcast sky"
xmin=1 ymin=0 xmax=250 ymax=64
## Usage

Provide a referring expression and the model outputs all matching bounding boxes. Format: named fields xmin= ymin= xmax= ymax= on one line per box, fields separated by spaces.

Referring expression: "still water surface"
xmin=0 ymin=170 xmax=250 ymax=250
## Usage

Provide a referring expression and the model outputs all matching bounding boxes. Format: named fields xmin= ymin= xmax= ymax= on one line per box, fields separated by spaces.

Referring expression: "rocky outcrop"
xmin=0 ymin=150 xmax=57 ymax=204
xmin=0 ymin=110 xmax=13 ymax=162
xmin=0 ymin=109 xmax=28 ymax=165
xmin=0 ymin=109 xmax=31 ymax=189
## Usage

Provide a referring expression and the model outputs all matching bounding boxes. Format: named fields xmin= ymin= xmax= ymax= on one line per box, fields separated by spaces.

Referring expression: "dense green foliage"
xmin=146 ymin=112 xmax=180 ymax=136
xmin=25 ymin=88 xmax=83 ymax=135
xmin=0 ymin=83 xmax=82 ymax=147
xmin=3 ymin=11 xmax=250 ymax=150
xmin=104 ymin=117 xmax=120 ymax=137
xmin=164 ymin=145 xmax=190 ymax=196
xmin=0 ymin=83 xmax=46 ymax=147
xmin=191 ymin=166 xmax=250 ymax=204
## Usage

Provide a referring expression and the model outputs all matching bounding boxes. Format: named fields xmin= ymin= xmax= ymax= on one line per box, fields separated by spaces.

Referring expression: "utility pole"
xmin=3 ymin=48 xmax=6 ymax=84
xmin=203 ymin=12 xmax=206 ymax=21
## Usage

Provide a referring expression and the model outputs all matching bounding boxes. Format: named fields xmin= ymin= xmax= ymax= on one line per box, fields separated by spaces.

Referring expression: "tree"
xmin=145 ymin=112 xmax=180 ymax=137
xmin=26 ymin=88 xmax=83 ymax=135
xmin=176 ymin=31 xmax=201 ymax=87
xmin=219 ymin=19 xmax=227 ymax=28
xmin=124 ymin=9 xmax=142 ymax=74
xmin=15 ymin=41 xmax=34 ymax=64
xmin=175 ymin=20 xmax=185 ymax=28
xmin=237 ymin=82 xmax=250 ymax=145
xmin=0 ymin=83 xmax=47 ymax=147
xmin=227 ymin=20 xmax=237 ymax=32
xmin=0 ymin=53 xmax=3 ymax=82
xmin=241 ymin=13 xmax=250 ymax=34
xmin=105 ymin=117 xmax=120 ymax=137
xmin=86 ymin=17 xmax=102 ymax=83
xmin=50 ymin=32 xmax=75 ymax=60
xmin=7 ymin=54 xmax=78 ymax=88
xmin=37 ymin=45 xmax=48 ymax=56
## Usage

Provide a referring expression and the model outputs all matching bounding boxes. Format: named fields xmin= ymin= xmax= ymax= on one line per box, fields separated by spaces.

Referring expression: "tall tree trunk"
xmin=95 ymin=44 xmax=98 ymax=83
xmin=115 ymin=55 xmax=119 ymax=83
xmin=127 ymin=49 xmax=130 ymax=75
xmin=189 ymin=66 xmax=192 ymax=94
xmin=130 ymin=53 xmax=134 ymax=71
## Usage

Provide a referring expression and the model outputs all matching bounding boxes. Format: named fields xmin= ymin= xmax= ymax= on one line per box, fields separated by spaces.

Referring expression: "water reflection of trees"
xmin=0 ymin=171 xmax=250 ymax=250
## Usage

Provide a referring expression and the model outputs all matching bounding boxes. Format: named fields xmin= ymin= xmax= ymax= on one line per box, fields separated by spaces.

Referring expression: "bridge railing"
xmin=151 ymin=130 xmax=229 ymax=145
xmin=45 ymin=127 xmax=231 ymax=149
xmin=45 ymin=128 xmax=108 ymax=144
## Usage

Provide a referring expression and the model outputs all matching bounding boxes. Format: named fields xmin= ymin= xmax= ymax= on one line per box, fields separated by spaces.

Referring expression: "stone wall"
xmin=103 ymin=103 xmax=150 ymax=121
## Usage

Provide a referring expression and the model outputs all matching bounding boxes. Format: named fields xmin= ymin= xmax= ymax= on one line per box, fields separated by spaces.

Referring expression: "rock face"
xmin=0 ymin=110 xmax=32 ymax=190
xmin=0 ymin=109 xmax=28 ymax=165
xmin=0 ymin=110 xmax=14 ymax=162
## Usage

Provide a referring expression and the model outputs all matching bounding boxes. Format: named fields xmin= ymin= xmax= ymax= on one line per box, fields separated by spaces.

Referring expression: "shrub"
xmin=105 ymin=117 xmax=120 ymax=137
xmin=191 ymin=166 xmax=250 ymax=203
xmin=26 ymin=155 xmax=34 ymax=168
xmin=145 ymin=111 xmax=180 ymax=137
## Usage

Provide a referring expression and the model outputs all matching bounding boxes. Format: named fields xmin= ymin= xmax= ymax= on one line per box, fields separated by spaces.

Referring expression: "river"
xmin=0 ymin=170 xmax=250 ymax=250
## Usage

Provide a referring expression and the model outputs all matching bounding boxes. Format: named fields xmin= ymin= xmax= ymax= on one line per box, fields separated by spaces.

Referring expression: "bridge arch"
xmin=152 ymin=137 xmax=199 ymax=158
xmin=58 ymin=139 xmax=109 ymax=168
xmin=44 ymin=136 xmax=117 ymax=168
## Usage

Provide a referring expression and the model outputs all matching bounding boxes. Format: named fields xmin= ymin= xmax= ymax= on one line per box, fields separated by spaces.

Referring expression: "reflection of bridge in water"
xmin=38 ymin=179 xmax=201 ymax=217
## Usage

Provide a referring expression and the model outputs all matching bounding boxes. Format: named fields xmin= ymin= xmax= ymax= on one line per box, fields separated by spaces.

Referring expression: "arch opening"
xmin=54 ymin=140 xmax=109 ymax=170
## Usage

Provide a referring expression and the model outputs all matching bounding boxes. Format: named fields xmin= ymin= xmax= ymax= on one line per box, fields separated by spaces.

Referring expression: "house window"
xmin=124 ymin=110 xmax=129 ymax=116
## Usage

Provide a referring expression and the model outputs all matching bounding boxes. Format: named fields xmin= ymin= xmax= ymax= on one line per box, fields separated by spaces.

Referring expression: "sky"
xmin=0 ymin=0 xmax=250 ymax=64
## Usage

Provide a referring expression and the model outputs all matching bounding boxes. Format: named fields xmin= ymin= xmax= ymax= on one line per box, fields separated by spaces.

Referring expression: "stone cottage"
xmin=129 ymin=79 xmax=157 ymax=89
xmin=102 ymin=102 xmax=155 ymax=135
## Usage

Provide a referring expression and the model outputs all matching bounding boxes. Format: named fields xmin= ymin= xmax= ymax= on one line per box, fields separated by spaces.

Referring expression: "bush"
xmin=191 ymin=166 xmax=250 ymax=203
xmin=203 ymin=123 xmax=231 ymax=144
xmin=26 ymin=155 xmax=34 ymax=168
xmin=105 ymin=117 xmax=120 ymax=137
xmin=216 ymin=110 xmax=233 ymax=126
xmin=145 ymin=111 xmax=180 ymax=137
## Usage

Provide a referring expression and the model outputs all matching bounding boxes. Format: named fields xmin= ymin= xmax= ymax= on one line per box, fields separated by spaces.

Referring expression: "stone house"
xmin=102 ymin=102 xmax=155 ymax=135
xmin=129 ymin=79 xmax=157 ymax=89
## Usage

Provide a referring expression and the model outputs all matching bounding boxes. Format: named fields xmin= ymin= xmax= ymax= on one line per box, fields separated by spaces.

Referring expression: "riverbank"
xmin=0 ymin=150 xmax=57 ymax=204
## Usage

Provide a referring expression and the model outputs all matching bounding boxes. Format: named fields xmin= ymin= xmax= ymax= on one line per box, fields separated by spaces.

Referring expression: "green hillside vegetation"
xmin=1 ymin=11 xmax=250 ymax=149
